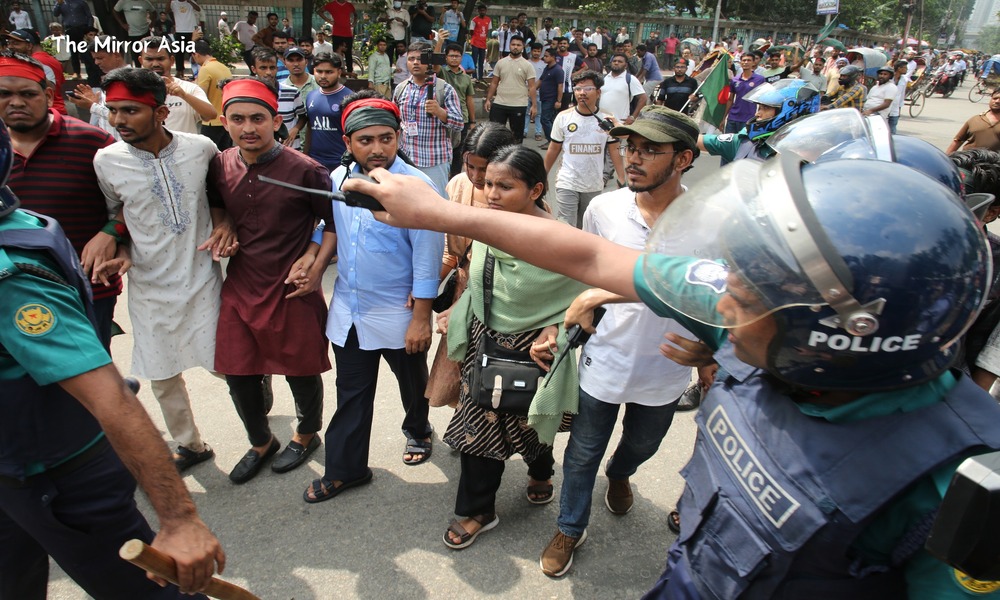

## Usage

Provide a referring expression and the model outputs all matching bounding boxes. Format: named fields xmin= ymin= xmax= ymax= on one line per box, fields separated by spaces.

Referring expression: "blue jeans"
xmin=523 ymin=92 xmax=542 ymax=136
xmin=887 ymin=115 xmax=899 ymax=134
xmin=557 ymin=388 xmax=678 ymax=538
xmin=540 ymin=99 xmax=557 ymax=141
xmin=471 ymin=46 xmax=486 ymax=79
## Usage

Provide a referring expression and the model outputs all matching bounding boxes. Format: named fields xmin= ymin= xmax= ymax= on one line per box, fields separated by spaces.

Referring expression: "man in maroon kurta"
xmin=208 ymin=77 xmax=336 ymax=484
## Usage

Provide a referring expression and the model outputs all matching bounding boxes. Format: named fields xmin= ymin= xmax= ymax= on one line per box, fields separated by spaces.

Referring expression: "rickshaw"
xmin=846 ymin=47 xmax=888 ymax=82
xmin=969 ymin=56 xmax=1000 ymax=103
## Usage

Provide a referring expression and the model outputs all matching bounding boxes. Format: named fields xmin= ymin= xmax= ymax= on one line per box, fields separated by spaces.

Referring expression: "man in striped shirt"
xmin=249 ymin=46 xmax=307 ymax=150
xmin=394 ymin=41 xmax=463 ymax=194
xmin=0 ymin=52 xmax=120 ymax=349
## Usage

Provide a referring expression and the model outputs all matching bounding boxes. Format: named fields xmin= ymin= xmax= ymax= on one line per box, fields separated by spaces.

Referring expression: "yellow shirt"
xmin=196 ymin=58 xmax=232 ymax=126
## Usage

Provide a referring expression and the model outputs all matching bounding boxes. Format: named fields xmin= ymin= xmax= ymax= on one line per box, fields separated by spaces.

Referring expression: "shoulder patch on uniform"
xmin=717 ymin=133 xmax=735 ymax=143
xmin=567 ymin=122 xmax=578 ymax=132
xmin=685 ymin=259 xmax=728 ymax=293
xmin=14 ymin=303 xmax=56 ymax=337
xmin=953 ymin=569 xmax=1000 ymax=595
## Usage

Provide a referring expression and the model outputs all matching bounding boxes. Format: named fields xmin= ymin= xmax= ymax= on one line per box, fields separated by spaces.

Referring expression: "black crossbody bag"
xmin=469 ymin=251 xmax=544 ymax=416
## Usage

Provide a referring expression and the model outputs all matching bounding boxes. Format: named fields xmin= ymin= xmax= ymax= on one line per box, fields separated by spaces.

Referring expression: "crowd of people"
xmin=3 ymin=3 xmax=1000 ymax=599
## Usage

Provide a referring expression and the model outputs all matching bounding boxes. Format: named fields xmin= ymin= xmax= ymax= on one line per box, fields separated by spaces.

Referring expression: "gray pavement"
xmin=47 ymin=89 xmax=986 ymax=599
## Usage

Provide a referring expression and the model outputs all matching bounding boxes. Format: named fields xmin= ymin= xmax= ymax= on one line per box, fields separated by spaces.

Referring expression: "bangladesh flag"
xmin=700 ymin=52 xmax=732 ymax=129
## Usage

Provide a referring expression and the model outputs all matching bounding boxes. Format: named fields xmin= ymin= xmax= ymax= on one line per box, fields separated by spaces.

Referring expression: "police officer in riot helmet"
xmin=0 ymin=119 xmax=224 ymax=598
xmin=698 ymin=78 xmax=820 ymax=163
xmin=344 ymin=116 xmax=1000 ymax=598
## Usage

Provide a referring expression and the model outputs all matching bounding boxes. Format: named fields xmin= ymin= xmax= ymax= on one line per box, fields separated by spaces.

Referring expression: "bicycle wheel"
xmin=909 ymin=90 xmax=924 ymax=117
xmin=969 ymin=82 xmax=988 ymax=103
xmin=352 ymin=56 xmax=365 ymax=77
xmin=922 ymin=80 xmax=935 ymax=97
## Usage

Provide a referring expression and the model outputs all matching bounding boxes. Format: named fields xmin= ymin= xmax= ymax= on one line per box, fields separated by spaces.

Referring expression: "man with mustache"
xmin=296 ymin=90 xmax=443 ymax=502
xmin=208 ymin=77 xmax=334 ymax=484
xmin=91 ymin=66 xmax=234 ymax=472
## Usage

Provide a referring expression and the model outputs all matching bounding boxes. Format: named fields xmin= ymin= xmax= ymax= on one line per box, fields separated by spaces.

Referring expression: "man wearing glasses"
xmin=540 ymin=106 xmax=704 ymax=577
xmin=544 ymin=70 xmax=618 ymax=228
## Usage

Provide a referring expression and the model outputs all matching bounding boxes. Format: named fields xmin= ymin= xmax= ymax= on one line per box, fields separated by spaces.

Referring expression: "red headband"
xmin=0 ymin=56 xmax=45 ymax=83
xmin=104 ymin=81 xmax=159 ymax=107
xmin=222 ymin=78 xmax=279 ymax=114
xmin=340 ymin=97 xmax=401 ymax=132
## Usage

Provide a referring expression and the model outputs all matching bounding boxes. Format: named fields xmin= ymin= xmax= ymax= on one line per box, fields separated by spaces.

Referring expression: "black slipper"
xmin=668 ymin=509 xmax=681 ymax=534
xmin=302 ymin=469 xmax=373 ymax=504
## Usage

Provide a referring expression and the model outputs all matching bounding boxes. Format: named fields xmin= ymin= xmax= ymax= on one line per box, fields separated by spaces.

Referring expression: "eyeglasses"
xmin=620 ymin=144 xmax=675 ymax=161
xmin=573 ymin=85 xmax=597 ymax=93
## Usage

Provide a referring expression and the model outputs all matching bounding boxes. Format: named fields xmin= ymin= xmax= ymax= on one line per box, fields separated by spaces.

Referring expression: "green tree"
xmin=977 ymin=24 xmax=1000 ymax=54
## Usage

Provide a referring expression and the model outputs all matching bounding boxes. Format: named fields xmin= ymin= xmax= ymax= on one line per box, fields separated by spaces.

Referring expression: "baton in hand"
xmin=542 ymin=306 xmax=606 ymax=388
xmin=119 ymin=539 xmax=260 ymax=600
xmin=258 ymin=174 xmax=385 ymax=212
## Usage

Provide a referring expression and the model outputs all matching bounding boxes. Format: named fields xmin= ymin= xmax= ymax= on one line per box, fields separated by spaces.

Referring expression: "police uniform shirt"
xmin=701 ymin=128 xmax=773 ymax=163
xmin=630 ymin=253 xmax=1000 ymax=599
xmin=550 ymin=108 xmax=612 ymax=193
xmin=0 ymin=210 xmax=111 ymax=386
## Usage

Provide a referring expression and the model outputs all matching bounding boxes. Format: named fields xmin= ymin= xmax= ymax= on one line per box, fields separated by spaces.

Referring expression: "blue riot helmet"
xmin=742 ymin=79 xmax=821 ymax=142
xmin=642 ymin=152 xmax=990 ymax=391
xmin=767 ymin=109 xmax=966 ymax=196
xmin=0 ymin=119 xmax=16 ymax=218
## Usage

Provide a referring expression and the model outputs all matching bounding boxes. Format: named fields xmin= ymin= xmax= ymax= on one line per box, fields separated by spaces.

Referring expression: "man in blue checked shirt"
xmin=297 ymin=90 xmax=445 ymax=503
xmin=393 ymin=40 xmax=464 ymax=194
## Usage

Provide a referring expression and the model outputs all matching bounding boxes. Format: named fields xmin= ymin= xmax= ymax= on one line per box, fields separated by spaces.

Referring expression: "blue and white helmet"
xmin=641 ymin=151 xmax=990 ymax=391
xmin=743 ymin=79 xmax=821 ymax=142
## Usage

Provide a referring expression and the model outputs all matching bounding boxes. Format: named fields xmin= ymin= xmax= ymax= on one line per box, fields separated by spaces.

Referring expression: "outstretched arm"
xmin=346 ymin=171 xmax=642 ymax=300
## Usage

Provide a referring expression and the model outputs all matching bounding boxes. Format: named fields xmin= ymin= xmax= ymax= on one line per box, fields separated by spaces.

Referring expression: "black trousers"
xmin=449 ymin=122 xmax=471 ymax=177
xmin=200 ymin=124 xmax=233 ymax=151
xmin=331 ymin=35 xmax=354 ymax=72
xmin=455 ymin=449 xmax=555 ymax=516
xmin=489 ymin=103 xmax=526 ymax=143
xmin=66 ymin=24 xmax=101 ymax=87
xmin=174 ymin=31 xmax=193 ymax=75
xmin=226 ymin=374 xmax=323 ymax=447
xmin=0 ymin=444 xmax=204 ymax=600
xmin=324 ymin=326 xmax=431 ymax=482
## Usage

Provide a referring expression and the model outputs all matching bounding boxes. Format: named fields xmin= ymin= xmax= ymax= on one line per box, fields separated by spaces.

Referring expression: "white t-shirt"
xmin=600 ymin=70 xmax=645 ymax=120
xmin=217 ymin=18 xmax=231 ymax=37
xmin=863 ymin=80 xmax=897 ymax=119
xmin=889 ymin=76 xmax=908 ymax=117
xmin=233 ymin=21 xmax=257 ymax=49
xmin=164 ymin=78 xmax=210 ymax=134
xmin=384 ymin=7 xmax=410 ymax=41
xmin=551 ymin=108 xmax=613 ymax=193
xmin=171 ymin=0 xmax=200 ymax=33
xmin=579 ymin=188 xmax=694 ymax=406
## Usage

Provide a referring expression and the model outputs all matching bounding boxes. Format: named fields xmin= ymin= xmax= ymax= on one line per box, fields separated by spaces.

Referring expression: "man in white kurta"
xmin=94 ymin=74 xmax=223 ymax=470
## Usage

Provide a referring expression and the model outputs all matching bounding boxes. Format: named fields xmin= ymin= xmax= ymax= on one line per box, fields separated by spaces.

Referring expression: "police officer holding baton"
xmin=0 ymin=119 xmax=224 ymax=598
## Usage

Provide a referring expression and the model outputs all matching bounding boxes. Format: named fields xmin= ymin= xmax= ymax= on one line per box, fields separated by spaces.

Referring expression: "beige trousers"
xmin=149 ymin=373 xmax=206 ymax=453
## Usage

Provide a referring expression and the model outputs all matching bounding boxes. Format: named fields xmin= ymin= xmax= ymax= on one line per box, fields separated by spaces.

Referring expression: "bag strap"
xmin=482 ymin=249 xmax=495 ymax=328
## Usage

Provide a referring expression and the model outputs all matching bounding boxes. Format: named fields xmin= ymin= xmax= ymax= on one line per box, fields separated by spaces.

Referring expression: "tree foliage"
xmin=977 ymin=24 xmax=1000 ymax=54
xmin=562 ymin=0 xmax=973 ymax=39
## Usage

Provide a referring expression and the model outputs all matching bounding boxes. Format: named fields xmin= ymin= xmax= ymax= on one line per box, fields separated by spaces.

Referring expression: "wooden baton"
xmin=118 ymin=539 xmax=261 ymax=600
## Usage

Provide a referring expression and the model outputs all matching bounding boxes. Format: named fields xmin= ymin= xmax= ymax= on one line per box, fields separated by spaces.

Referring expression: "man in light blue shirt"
xmin=302 ymin=89 xmax=445 ymax=503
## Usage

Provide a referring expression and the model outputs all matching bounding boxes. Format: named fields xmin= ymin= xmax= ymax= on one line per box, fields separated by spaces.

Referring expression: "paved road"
xmin=47 ymin=89 xmax=986 ymax=599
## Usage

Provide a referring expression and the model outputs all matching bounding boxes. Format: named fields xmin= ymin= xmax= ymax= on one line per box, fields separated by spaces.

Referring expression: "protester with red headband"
xmin=208 ymin=76 xmax=335 ymax=484
xmin=0 ymin=51 xmax=122 ymax=351
xmin=91 ymin=66 xmax=236 ymax=474
xmin=296 ymin=89 xmax=444 ymax=503
xmin=3 ymin=28 xmax=67 ymax=115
